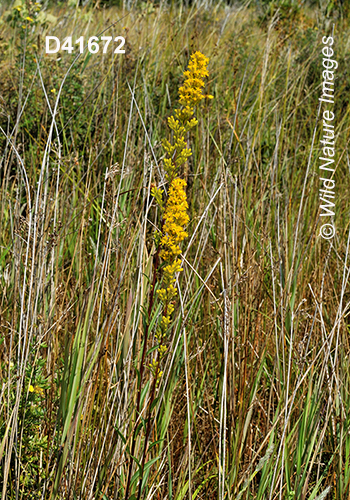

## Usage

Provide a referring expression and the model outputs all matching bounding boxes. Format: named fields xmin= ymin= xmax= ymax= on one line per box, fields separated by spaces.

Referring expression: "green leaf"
xmin=140 ymin=380 xmax=150 ymax=408
xmin=80 ymin=50 xmax=92 ymax=75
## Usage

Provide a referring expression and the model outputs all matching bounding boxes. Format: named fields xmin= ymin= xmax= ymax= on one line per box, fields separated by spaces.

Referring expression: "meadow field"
xmin=1 ymin=0 xmax=350 ymax=498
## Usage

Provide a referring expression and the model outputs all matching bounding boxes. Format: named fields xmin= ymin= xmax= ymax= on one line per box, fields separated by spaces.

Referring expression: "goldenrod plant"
xmin=151 ymin=51 xmax=213 ymax=382
xmin=124 ymin=50 xmax=212 ymax=500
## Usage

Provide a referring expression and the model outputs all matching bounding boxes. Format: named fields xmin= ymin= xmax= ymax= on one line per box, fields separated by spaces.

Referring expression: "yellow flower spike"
xmin=29 ymin=385 xmax=34 ymax=392
xmin=151 ymin=51 xmax=211 ymax=381
xmin=178 ymin=52 xmax=212 ymax=109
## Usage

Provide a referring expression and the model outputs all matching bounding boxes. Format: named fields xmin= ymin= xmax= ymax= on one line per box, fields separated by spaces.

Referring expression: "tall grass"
xmin=1 ymin=0 xmax=350 ymax=499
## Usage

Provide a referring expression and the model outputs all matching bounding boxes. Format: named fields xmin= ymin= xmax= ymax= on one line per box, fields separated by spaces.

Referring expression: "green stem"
xmin=136 ymin=326 xmax=167 ymax=500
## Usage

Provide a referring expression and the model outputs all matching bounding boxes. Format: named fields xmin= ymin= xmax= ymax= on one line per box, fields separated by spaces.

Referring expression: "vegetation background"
xmin=1 ymin=0 xmax=350 ymax=498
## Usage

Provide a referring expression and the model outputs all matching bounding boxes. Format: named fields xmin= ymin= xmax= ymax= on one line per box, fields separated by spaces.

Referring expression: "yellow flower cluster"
xmin=162 ymin=51 xmax=212 ymax=182
xmin=29 ymin=385 xmax=44 ymax=395
xmin=160 ymin=178 xmax=189 ymax=260
xmin=150 ymin=51 xmax=212 ymax=382
xmin=179 ymin=51 xmax=213 ymax=109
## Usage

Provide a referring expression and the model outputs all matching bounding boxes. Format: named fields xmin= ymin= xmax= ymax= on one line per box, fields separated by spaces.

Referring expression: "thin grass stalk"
xmin=218 ymin=262 xmax=228 ymax=500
